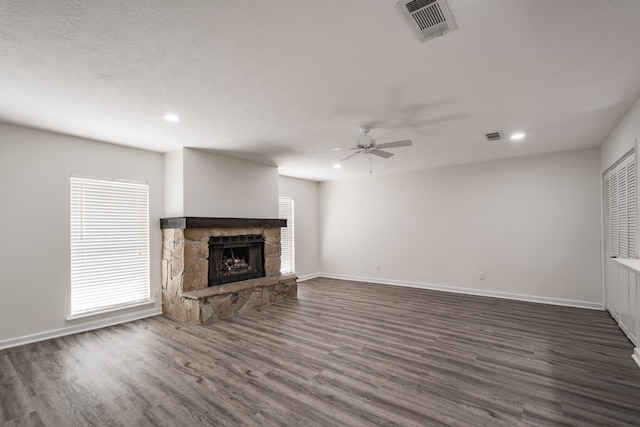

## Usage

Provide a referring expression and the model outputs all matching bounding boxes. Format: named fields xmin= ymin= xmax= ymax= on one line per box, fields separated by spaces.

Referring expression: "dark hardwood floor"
xmin=1 ymin=277 xmax=640 ymax=426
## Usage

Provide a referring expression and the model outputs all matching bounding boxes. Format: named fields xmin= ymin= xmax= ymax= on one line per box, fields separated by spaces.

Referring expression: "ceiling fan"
xmin=327 ymin=126 xmax=413 ymax=173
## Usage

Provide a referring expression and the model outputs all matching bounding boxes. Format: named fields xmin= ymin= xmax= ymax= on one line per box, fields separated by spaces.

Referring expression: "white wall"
xmin=164 ymin=148 xmax=184 ymax=217
xmin=182 ymin=148 xmax=278 ymax=218
xmin=319 ymin=147 xmax=602 ymax=308
xmin=601 ymin=95 xmax=640 ymax=170
xmin=279 ymin=176 xmax=320 ymax=279
xmin=0 ymin=122 xmax=164 ymax=347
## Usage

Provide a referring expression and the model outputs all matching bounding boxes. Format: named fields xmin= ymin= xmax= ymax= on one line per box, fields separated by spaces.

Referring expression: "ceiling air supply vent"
xmin=396 ymin=0 xmax=457 ymax=43
xmin=484 ymin=131 xmax=505 ymax=142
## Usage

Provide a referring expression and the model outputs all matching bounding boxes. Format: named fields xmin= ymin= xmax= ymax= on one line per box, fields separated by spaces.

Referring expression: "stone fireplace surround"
xmin=161 ymin=217 xmax=297 ymax=324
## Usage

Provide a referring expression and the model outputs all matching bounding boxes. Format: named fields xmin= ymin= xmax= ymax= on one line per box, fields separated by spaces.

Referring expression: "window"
xmin=279 ymin=197 xmax=295 ymax=274
xmin=70 ymin=176 xmax=150 ymax=316
xmin=603 ymin=148 xmax=637 ymax=259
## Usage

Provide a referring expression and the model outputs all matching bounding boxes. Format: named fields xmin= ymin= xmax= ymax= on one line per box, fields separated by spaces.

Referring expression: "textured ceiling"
xmin=1 ymin=0 xmax=640 ymax=181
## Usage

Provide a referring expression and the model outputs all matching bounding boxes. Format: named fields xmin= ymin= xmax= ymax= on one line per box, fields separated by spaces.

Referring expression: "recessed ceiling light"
xmin=511 ymin=132 xmax=525 ymax=140
xmin=333 ymin=163 xmax=342 ymax=169
xmin=164 ymin=114 xmax=180 ymax=123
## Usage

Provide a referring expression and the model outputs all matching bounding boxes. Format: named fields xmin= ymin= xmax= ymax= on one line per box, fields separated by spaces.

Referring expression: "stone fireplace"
xmin=160 ymin=217 xmax=297 ymax=324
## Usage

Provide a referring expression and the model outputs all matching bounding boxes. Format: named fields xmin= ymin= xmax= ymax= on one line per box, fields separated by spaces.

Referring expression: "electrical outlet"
xmin=376 ymin=264 xmax=381 ymax=271
xmin=154 ymin=289 xmax=160 ymax=298
xmin=479 ymin=272 xmax=486 ymax=280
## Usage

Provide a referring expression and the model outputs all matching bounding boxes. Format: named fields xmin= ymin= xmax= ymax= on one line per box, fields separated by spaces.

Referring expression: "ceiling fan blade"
xmin=340 ymin=152 xmax=360 ymax=161
xmin=324 ymin=147 xmax=351 ymax=151
xmin=376 ymin=139 xmax=412 ymax=149
xmin=372 ymin=149 xmax=394 ymax=159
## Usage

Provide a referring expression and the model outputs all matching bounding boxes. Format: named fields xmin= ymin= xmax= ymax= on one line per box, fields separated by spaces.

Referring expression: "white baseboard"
xmin=633 ymin=348 xmax=640 ymax=369
xmin=315 ymin=273 xmax=604 ymax=311
xmin=296 ymin=272 xmax=321 ymax=282
xmin=0 ymin=307 xmax=162 ymax=350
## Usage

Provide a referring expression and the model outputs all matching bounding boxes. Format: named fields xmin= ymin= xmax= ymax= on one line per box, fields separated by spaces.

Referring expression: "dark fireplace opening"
xmin=208 ymin=235 xmax=265 ymax=286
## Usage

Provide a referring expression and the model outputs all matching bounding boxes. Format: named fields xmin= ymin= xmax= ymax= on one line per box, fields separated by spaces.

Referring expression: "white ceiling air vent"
xmin=484 ymin=131 xmax=505 ymax=142
xmin=396 ymin=0 xmax=457 ymax=43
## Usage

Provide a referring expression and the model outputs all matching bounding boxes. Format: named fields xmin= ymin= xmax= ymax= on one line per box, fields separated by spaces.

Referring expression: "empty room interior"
xmin=2 ymin=0 xmax=640 ymax=425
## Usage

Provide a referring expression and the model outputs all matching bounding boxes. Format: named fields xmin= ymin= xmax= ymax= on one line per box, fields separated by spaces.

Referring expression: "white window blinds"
xmin=603 ymin=149 xmax=637 ymax=259
xmin=70 ymin=176 xmax=150 ymax=316
xmin=279 ymin=197 xmax=295 ymax=274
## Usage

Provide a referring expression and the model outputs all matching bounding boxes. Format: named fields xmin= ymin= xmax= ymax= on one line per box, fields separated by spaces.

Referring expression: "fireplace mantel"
xmin=160 ymin=217 xmax=286 ymax=230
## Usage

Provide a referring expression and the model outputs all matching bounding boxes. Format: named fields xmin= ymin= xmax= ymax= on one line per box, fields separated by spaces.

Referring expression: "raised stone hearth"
xmin=161 ymin=217 xmax=297 ymax=324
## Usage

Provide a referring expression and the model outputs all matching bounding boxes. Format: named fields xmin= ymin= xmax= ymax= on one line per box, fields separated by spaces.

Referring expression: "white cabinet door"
xmin=619 ymin=269 xmax=631 ymax=333
xmin=630 ymin=273 xmax=638 ymax=345
xmin=606 ymin=258 xmax=620 ymax=320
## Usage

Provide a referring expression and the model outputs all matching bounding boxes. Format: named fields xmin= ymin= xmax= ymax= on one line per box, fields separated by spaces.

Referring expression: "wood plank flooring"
xmin=1 ymin=277 xmax=640 ymax=426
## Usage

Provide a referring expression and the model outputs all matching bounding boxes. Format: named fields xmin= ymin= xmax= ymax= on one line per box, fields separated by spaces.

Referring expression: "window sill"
xmin=66 ymin=300 xmax=156 ymax=323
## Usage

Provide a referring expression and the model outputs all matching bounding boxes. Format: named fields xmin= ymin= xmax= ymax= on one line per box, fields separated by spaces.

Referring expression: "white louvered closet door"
xmin=603 ymin=149 xmax=637 ymax=259
xmin=604 ymin=173 xmax=611 ymax=254
xmin=626 ymin=156 xmax=637 ymax=258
